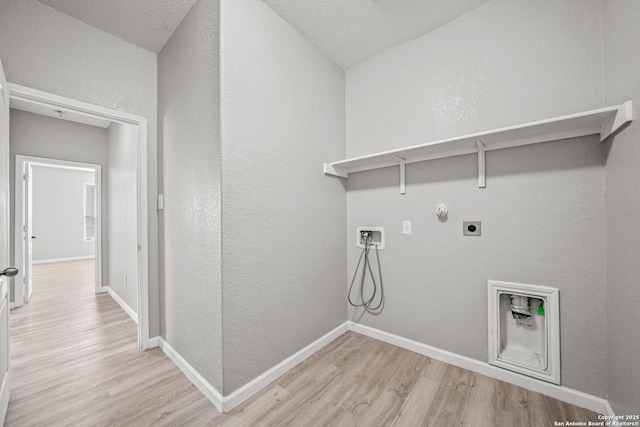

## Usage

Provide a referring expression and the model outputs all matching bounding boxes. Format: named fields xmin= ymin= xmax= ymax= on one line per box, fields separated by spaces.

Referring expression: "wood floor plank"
xmin=5 ymin=260 xmax=224 ymax=427
xmin=5 ymin=260 xmax=605 ymax=426
xmin=419 ymin=364 xmax=475 ymax=427
xmin=357 ymin=351 xmax=430 ymax=426
xmin=460 ymin=373 xmax=497 ymax=426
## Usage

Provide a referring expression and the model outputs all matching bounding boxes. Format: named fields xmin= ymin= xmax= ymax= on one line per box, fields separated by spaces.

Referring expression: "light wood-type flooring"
xmin=5 ymin=260 xmax=601 ymax=426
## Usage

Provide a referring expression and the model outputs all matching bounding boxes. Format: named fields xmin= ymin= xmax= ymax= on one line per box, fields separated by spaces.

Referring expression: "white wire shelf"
xmin=324 ymin=101 xmax=633 ymax=193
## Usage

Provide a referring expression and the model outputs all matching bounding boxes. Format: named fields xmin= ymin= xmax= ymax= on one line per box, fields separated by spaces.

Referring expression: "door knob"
xmin=0 ymin=268 xmax=18 ymax=277
xmin=31 ymin=236 xmax=36 ymax=240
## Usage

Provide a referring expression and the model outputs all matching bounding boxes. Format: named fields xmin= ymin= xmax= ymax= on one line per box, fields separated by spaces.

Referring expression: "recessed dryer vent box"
xmin=356 ymin=227 xmax=384 ymax=249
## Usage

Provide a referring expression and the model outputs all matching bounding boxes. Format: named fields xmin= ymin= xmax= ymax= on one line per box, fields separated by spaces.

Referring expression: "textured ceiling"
xmin=36 ymin=0 xmax=493 ymax=65
xmin=261 ymin=0 xmax=493 ymax=69
xmin=37 ymin=0 xmax=199 ymax=53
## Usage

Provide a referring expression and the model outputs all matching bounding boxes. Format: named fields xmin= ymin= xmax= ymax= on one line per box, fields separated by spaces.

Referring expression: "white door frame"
xmin=13 ymin=156 xmax=102 ymax=303
xmin=0 ymin=57 xmax=12 ymax=425
xmin=8 ymin=83 xmax=151 ymax=350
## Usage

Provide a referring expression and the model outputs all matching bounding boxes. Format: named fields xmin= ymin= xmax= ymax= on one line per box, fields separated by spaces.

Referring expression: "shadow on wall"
xmin=601 ymin=121 xmax=631 ymax=162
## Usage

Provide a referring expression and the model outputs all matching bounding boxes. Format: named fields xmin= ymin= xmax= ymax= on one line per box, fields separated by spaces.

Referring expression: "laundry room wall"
xmin=602 ymin=0 xmax=640 ymax=415
xmin=220 ymin=0 xmax=347 ymax=394
xmin=345 ymin=0 xmax=607 ymax=398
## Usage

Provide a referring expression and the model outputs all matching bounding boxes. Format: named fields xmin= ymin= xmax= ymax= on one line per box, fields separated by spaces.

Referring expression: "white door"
xmin=24 ymin=163 xmax=33 ymax=302
xmin=0 ymin=58 xmax=14 ymax=423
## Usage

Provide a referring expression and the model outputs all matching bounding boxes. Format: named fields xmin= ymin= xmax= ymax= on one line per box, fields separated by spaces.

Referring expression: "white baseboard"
xmin=155 ymin=322 xmax=349 ymax=413
xmin=603 ymin=400 xmax=615 ymax=417
xmin=147 ymin=336 xmax=159 ymax=349
xmin=103 ymin=286 xmax=138 ymax=324
xmin=223 ymin=321 xmax=350 ymax=412
xmin=32 ymin=255 xmax=95 ymax=265
xmin=348 ymin=321 xmax=614 ymax=416
xmin=154 ymin=319 xmax=614 ymax=417
xmin=0 ymin=371 xmax=10 ymax=423
xmin=157 ymin=337 xmax=224 ymax=413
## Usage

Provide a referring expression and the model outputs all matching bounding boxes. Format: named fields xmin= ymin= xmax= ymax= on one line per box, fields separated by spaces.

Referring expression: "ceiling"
xmin=37 ymin=0 xmax=199 ymax=53
xmin=261 ymin=0 xmax=494 ymax=69
xmin=37 ymin=0 xmax=492 ymax=68
xmin=11 ymin=98 xmax=112 ymax=129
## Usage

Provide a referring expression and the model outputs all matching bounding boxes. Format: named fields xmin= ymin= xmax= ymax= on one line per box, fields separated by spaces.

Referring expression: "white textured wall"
xmin=107 ymin=123 xmax=138 ymax=314
xmin=31 ymin=166 xmax=95 ymax=261
xmin=0 ymin=0 xmax=159 ymax=335
xmin=346 ymin=0 xmax=607 ymax=397
xmin=158 ymin=0 xmax=223 ymax=392
xmin=9 ymin=110 xmax=108 ymax=291
xmin=220 ymin=0 xmax=346 ymax=394
xmin=603 ymin=0 xmax=640 ymax=415
xmin=347 ymin=0 xmax=603 ymax=157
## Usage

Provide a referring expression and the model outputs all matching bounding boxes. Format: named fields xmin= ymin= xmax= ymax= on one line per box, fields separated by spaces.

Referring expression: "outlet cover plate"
xmin=402 ymin=220 xmax=412 ymax=235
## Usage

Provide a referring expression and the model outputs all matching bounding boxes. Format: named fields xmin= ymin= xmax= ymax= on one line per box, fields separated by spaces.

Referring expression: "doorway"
xmin=13 ymin=156 xmax=101 ymax=305
xmin=7 ymin=83 xmax=151 ymax=349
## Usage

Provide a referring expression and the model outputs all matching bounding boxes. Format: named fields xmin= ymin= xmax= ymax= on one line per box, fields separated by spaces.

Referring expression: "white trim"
xmin=0 ymin=371 xmax=10 ymax=423
xmin=103 ymin=286 xmax=137 ymax=324
xmin=347 ymin=322 xmax=613 ymax=416
xmin=156 ymin=322 xmax=349 ymax=413
xmin=487 ymin=280 xmax=560 ymax=385
xmin=82 ymin=182 xmax=96 ymax=242
xmin=32 ymin=256 xmax=95 ymax=265
xmin=223 ymin=322 xmax=350 ymax=412
xmin=153 ymin=320 xmax=614 ymax=417
xmin=136 ymin=120 xmax=150 ymax=350
xmin=13 ymin=156 xmax=102 ymax=303
xmin=157 ymin=337 xmax=224 ymax=413
xmin=147 ymin=336 xmax=159 ymax=348
xmin=8 ymin=83 xmax=150 ymax=350
xmin=603 ymin=400 xmax=616 ymax=417
xmin=7 ymin=83 xmax=147 ymax=126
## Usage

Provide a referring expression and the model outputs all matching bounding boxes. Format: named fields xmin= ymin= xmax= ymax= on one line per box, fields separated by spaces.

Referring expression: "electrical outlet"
xmin=463 ymin=221 xmax=481 ymax=236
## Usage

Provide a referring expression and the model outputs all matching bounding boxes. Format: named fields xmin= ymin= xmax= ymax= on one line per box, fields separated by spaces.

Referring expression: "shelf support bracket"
xmin=393 ymin=155 xmax=406 ymax=195
xmin=323 ymin=163 xmax=348 ymax=178
xmin=476 ymin=139 xmax=486 ymax=188
xmin=600 ymin=100 xmax=634 ymax=141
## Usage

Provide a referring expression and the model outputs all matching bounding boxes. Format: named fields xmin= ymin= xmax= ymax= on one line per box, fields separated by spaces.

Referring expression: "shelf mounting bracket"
xmin=393 ymin=155 xmax=406 ymax=195
xmin=600 ymin=100 xmax=634 ymax=141
xmin=477 ymin=139 xmax=486 ymax=188
xmin=323 ymin=163 xmax=348 ymax=178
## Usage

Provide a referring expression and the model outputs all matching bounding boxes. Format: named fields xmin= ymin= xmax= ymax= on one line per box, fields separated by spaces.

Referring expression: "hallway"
xmin=5 ymin=260 xmax=220 ymax=426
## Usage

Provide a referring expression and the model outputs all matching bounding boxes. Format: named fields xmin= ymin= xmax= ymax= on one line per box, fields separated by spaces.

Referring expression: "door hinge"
xmin=22 ymin=173 xmax=26 ymax=181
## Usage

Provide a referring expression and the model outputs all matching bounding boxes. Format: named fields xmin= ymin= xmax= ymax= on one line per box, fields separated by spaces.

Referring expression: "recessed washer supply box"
xmin=356 ymin=227 xmax=384 ymax=249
